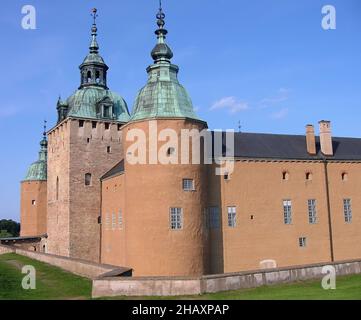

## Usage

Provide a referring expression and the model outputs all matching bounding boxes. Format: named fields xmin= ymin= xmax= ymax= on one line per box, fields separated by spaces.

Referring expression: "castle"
xmin=19 ymin=6 xmax=361 ymax=277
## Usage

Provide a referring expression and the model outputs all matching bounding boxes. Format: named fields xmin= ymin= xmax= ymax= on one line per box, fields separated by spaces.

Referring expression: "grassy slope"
xmin=0 ymin=253 xmax=92 ymax=300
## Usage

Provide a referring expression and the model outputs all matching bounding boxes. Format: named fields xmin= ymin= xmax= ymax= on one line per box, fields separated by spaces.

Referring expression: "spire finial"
xmin=89 ymin=8 xmax=99 ymax=54
xmin=151 ymin=0 xmax=173 ymax=63
xmin=43 ymin=120 xmax=47 ymax=138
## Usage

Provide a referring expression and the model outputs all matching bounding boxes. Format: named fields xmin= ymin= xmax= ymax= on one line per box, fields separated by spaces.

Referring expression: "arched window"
xmin=56 ymin=177 xmax=59 ymax=201
xmin=85 ymin=173 xmax=92 ymax=186
xmin=95 ymin=70 xmax=100 ymax=84
xmin=306 ymin=172 xmax=313 ymax=181
xmin=87 ymin=71 xmax=92 ymax=83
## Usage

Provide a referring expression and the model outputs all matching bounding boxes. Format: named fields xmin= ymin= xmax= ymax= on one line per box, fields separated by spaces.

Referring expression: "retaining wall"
xmin=92 ymin=259 xmax=361 ymax=298
xmin=0 ymin=245 xmax=131 ymax=279
xmin=0 ymin=245 xmax=15 ymax=255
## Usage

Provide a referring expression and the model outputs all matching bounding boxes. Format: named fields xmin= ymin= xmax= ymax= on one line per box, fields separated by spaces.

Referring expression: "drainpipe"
xmin=99 ymin=179 xmax=103 ymax=264
xmin=323 ymin=159 xmax=335 ymax=262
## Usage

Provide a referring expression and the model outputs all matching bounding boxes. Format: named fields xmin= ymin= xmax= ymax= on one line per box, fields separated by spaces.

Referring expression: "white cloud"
xmin=271 ymin=108 xmax=289 ymax=120
xmin=260 ymin=88 xmax=290 ymax=109
xmin=210 ymin=97 xmax=249 ymax=114
xmin=0 ymin=107 xmax=18 ymax=118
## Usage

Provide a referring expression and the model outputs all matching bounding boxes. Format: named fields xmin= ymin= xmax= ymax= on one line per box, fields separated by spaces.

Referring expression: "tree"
xmin=0 ymin=220 xmax=20 ymax=238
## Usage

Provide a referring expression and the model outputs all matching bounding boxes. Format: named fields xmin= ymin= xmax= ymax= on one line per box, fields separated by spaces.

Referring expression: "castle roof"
xmin=231 ymin=133 xmax=361 ymax=161
xmin=24 ymin=125 xmax=48 ymax=182
xmin=56 ymin=9 xmax=130 ymax=124
xmin=130 ymin=4 xmax=200 ymax=122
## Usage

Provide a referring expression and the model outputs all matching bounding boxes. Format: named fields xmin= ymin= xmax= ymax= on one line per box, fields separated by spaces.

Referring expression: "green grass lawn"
xmin=1 ymin=253 xmax=361 ymax=300
xmin=0 ymin=253 xmax=92 ymax=300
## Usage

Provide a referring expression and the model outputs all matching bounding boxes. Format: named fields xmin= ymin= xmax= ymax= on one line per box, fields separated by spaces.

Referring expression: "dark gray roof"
xmin=101 ymin=160 xmax=124 ymax=180
xmin=231 ymin=133 xmax=361 ymax=161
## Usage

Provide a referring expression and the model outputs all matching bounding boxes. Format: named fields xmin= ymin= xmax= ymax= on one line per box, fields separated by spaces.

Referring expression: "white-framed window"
xmin=112 ymin=212 xmax=116 ymax=229
xmin=343 ymin=199 xmax=352 ymax=223
xmin=283 ymin=200 xmax=292 ymax=225
xmin=308 ymin=199 xmax=317 ymax=224
xmin=227 ymin=206 xmax=236 ymax=228
xmin=183 ymin=179 xmax=195 ymax=191
xmin=299 ymin=237 xmax=307 ymax=248
xmin=170 ymin=208 xmax=183 ymax=230
xmin=209 ymin=207 xmax=220 ymax=229
xmin=118 ymin=209 xmax=123 ymax=229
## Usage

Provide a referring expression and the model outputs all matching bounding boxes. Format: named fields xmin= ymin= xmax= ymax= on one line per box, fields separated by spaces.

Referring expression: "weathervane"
xmin=91 ymin=8 xmax=98 ymax=25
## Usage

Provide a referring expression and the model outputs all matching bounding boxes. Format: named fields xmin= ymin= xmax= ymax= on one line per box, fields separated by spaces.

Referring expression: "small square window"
xmin=105 ymin=123 xmax=110 ymax=130
xmin=183 ymin=179 xmax=194 ymax=191
xmin=92 ymin=121 xmax=97 ymax=129
xmin=79 ymin=120 xmax=84 ymax=128
xmin=299 ymin=237 xmax=307 ymax=248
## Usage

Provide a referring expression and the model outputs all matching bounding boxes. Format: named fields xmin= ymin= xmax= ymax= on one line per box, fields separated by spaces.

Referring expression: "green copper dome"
xmin=24 ymin=130 xmax=48 ymax=182
xmin=130 ymin=5 xmax=200 ymax=122
xmin=66 ymin=86 xmax=130 ymax=123
xmin=57 ymin=9 xmax=130 ymax=124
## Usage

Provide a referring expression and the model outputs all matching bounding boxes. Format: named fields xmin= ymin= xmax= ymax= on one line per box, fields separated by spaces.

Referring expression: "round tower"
xmin=20 ymin=123 xmax=48 ymax=237
xmin=122 ymin=3 xmax=209 ymax=276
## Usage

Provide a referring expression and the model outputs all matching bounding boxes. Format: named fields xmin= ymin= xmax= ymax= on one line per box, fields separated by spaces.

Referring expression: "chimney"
xmin=306 ymin=124 xmax=316 ymax=155
xmin=319 ymin=120 xmax=333 ymax=156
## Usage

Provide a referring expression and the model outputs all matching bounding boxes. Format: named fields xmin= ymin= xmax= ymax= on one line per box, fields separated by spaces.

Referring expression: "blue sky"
xmin=0 ymin=0 xmax=360 ymax=221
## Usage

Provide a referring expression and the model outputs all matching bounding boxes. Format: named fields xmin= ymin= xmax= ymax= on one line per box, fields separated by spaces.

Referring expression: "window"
xmin=85 ymin=173 xmax=92 ymax=186
xmin=103 ymin=106 xmax=111 ymax=118
xmin=87 ymin=71 xmax=92 ymax=83
xmin=283 ymin=200 xmax=292 ymax=224
xmin=306 ymin=172 xmax=312 ymax=181
xmin=209 ymin=207 xmax=220 ymax=229
xmin=118 ymin=210 xmax=123 ymax=229
xmin=183 ymin=179 xmax=194 ymax=191
xmin=282 ymin=171 xmax=289 ymax=181
xmin=224 ymin=173 xmax=229 ymax=180
xmin=56 ymin=177 xmax=59 ymax=201
xmin=299 ymin=237 xmax=307 ymax=248
xmin=170 ymin=208 xmax=183 ymax=230
xmin=167 ymin=147 xmax=175 ymax=156
xmin=95 ymin=70 xmax=100 ymax=84
xmin=308 ymin=199 xmax=317 ymax=224
xmin=112 ymin=213 xmax=116 ymax=229
xmin=92 ymin=121 xmax=97 ymax=129
xmin=117 ymin=124 xmax=122 ymax=131
xmin=105 ymin=213 xmax=110 ymax=230
xmin=79 ymin=120 xmax=84 ymax=128
xmin=228 ymin=207 xmax=237 ymax=228
xmin=107 ymin=146 xmax=111 ymax=154
xmin=31 ymin=200 xmax=36 ymax=206
xmin=342 ymin=172 xmax=348 ymax=181
xmin=343 ymin=199 xmax=352 ymax=223
xmin=105 ymin=123 xmax=110 ymax=130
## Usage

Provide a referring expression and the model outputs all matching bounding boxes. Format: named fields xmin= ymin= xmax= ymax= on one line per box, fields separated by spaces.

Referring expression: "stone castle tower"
xmin=20 ymin=125 xmax=48 ymax=238
xmin=46 ymin=9 xmax=130 ymax=262
xmin=101 ymin=5 xmax=211 ymax=276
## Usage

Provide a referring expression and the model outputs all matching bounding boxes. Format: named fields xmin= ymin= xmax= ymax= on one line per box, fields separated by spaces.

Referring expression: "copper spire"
xmin=89 ymin=8 xmax=99 ymax=54
xmin=151 ymin=1 xmax=173 ymax=63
